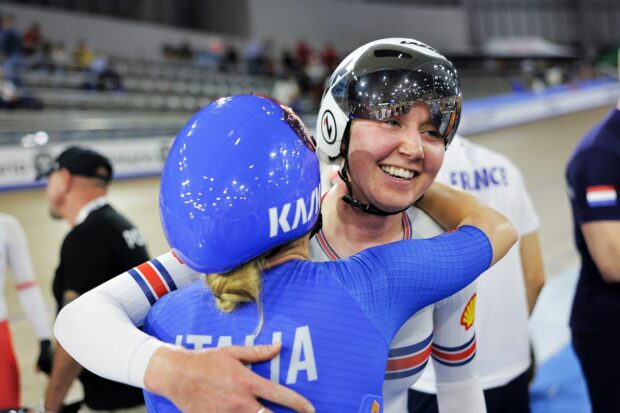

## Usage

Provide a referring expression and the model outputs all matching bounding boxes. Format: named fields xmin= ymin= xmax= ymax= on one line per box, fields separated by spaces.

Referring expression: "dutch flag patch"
xmin=586 ymin=185 xmax=617 ymax=208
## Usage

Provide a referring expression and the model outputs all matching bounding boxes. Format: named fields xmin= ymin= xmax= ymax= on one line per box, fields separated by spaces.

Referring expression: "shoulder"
xmin=0 ymin=213 xmax=21 ymax=233
xmin=405 ymin=208 xmax=443 ymax=238
xmin=148 ymin=280 xmax=208 ymax=320
xmin=91 ymin=205 xmax=134 ymax=227
xmin=568 ymin=145 xmax=619 ymax=179
xmin=67 ymin=220 xmax=100 ymax=242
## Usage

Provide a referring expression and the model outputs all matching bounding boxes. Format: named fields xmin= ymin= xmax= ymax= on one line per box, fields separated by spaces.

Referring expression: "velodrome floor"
xmin=2 ymin=105 xmax=610 ymax=408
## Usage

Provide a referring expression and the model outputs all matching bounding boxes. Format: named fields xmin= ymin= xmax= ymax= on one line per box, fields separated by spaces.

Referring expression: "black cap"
xmin=36 ymin=146 xmax=113 ymax=183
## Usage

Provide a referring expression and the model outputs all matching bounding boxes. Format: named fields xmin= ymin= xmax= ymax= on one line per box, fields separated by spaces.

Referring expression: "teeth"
xmin=380 ymin=165 xmax=415 ymax=179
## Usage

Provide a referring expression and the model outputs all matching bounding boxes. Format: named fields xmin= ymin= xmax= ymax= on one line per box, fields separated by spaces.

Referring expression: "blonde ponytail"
xmin=206 ymin=259 xmax=264 ymax=333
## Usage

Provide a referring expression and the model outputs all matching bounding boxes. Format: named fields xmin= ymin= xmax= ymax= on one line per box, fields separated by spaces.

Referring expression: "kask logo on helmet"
xmin=268 ymin=185 xmax=321 ymax=238
xmin=399 ymin=39 xmax=439 ymax=54
xmin=320 ymin=110 xmax=337 ymax=144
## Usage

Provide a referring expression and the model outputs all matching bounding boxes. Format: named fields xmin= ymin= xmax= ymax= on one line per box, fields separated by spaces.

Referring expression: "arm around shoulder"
xmin=417 ymin=183 xmax=518 ymax=266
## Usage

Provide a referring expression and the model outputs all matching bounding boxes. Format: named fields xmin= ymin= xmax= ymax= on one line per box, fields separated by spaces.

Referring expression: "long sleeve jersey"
xmin=143 ymin=226 xmax=491 ymax=412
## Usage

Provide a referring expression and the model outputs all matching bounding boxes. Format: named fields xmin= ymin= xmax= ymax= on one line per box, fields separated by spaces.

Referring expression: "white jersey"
xmin=413 ymin=135 xmax=540 ymax=393
xmin=310 ymin=209 xmax=479 ymax=413
xmin=0 ymin=213 xmax=50 ymax=339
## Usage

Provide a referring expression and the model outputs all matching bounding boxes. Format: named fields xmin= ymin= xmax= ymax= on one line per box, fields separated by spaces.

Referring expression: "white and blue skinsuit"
xmin=142 ymin=226 xmax=492 ymax=412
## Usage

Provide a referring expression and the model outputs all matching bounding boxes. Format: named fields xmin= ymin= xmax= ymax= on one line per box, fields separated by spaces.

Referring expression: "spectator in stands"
xmin=22 ymin=22 xmax=43 ymax=56
xmin=271 ymin=71 xmax=301 ymax=110
xmin=304 ymin=51 xmax=327 ymax=107
xmin=281 ymin=49 xmax=298 ymax=76
xmin=244 ymin=39 xmax=264 ymax=76
xmin=0 ymin=15 xmax=24 ymax=85
xmin=321 ymin=42 xmax=338 ymax=72
xmin=0 ymin=67 xmax=43 ymax=110
xmin=30 ymin=41 xmax=55 ymax=72
xmin=261 ymin=39 xmax=276 ymax=77
xmin=51 ymin=41 xmax=69 ymax=69
xmin=295 ymin=38 xmax=311 ymax=67
xmin=178 ymin=40 xmax=194 ymax=61
xmin=85 ymin=52 xmax=123 ymax=91
xmin=218 ymin=42 xmax=239 ymax=73
xmin=72 ymin=39 xmax=94 ymax=69
xmin=161 ymin=42 xmax=175 ymax=61
xmin=162 ymin=40 xmax=194 ymax=62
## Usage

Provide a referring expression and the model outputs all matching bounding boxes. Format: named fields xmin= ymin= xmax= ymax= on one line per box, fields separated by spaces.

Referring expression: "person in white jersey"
xmin=54 ymin=38 xmax=486 ymax=413
xmin=0 ymin=213 xmax=52 ymax=409
xmin=409 ymin=134 xmax=545 ymax=413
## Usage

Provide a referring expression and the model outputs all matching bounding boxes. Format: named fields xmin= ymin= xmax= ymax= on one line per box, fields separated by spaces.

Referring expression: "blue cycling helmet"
xmin=160 ymin=95 xmax=321 ymax=274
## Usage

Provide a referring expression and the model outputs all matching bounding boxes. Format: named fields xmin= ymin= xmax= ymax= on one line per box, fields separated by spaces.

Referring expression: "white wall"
xmin=247 ymin=0 xmax=471 ymax=55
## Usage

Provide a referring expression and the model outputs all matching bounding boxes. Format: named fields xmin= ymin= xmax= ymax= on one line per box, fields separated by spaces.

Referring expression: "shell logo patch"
xmin=460 ymin=293 xmax=477 ymax=330
xmin=359 ymin=395 xmax=382 ymax=413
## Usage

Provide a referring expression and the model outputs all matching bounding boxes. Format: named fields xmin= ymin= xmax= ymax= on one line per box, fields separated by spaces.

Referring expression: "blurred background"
xmin=1 ymin=0 xmax=619 ymax=411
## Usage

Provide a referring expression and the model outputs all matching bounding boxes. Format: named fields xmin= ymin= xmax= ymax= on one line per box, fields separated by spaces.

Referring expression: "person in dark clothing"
xmin=1 ymin=15 xmax=24 ymax=85
xmin=566 ymin=98 xmax=620 ymax=413
xmin=38 ymin=147 xmax=148 ymax=413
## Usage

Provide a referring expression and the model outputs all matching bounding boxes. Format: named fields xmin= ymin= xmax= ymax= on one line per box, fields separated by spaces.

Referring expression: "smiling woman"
xmin=345 ymin=102 xmax=446 ymax=213
xmin=316 ymin=38 xmax=461 ymax=217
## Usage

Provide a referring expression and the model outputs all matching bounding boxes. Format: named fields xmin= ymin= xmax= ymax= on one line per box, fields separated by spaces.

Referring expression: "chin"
xmin=373 ymin=195 xmax=418 ymax=213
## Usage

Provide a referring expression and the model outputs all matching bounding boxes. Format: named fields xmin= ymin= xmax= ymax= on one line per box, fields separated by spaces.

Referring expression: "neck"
xmin=65 ymin=190 xmax=106 ymax=227
xmin=320 ymin=183 xmax=404 ymax=257
xmin=262 ymin=236 xmax=310 ymax=270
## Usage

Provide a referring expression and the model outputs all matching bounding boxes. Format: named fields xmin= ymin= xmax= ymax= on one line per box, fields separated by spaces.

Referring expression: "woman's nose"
xmin=397 ymin=130 xmax=424 ymax=160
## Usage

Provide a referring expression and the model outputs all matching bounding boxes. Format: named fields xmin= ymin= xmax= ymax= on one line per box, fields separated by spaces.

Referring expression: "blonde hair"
xmin=206 ymin=259 xmax=264 ymax=333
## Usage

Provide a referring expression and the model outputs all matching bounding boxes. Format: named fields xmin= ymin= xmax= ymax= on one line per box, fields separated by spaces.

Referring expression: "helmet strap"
xmin=337 ymin=121 xmax=407 ymax=217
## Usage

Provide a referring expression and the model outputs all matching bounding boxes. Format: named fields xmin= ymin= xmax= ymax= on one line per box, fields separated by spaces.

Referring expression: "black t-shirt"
xmin=53 ymin=203 xmax=149 ymax=409
xmin=566 ymin=108 xmax=620 ymax=335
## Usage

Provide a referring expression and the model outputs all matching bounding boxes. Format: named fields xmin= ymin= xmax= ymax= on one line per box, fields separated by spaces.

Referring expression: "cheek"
xmin=348 ymin=126 xmax=393 ymax=164
xmin=423 ymin=145 xmax=445 ymax=176
xmin=46 ymin=179 xmax=63 ymax=204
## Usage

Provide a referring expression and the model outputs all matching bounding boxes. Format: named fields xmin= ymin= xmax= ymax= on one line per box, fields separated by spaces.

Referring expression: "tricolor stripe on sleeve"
xmin=128 ymin=258 xmax=178 ymax=305
xmin=586 ymin=185 xmax=617 ymax=207
xmin=431 ymin=335 xmax=476 ymax=367
xmin=384 ymin=333 xmax=433 ymax=380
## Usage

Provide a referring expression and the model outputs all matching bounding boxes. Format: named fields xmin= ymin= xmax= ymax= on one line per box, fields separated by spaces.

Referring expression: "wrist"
xmin=144 ymin=345 xmax=177 ymax=395
xmin=37 ymin=400 xmax=57 ymax=413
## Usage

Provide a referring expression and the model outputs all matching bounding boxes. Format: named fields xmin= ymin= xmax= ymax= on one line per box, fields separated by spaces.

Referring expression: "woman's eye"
xmin=423 ymin=129 xmax=441 ymax=139
xmin=384 ymin=120 xmax=400 ymax=127
xmin=421 ymin=129 xmax=443 ymax=140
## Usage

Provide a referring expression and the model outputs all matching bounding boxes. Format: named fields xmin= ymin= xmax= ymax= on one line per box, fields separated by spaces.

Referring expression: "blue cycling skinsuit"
xmin=142 ymin=226 xmax=492 ymax=412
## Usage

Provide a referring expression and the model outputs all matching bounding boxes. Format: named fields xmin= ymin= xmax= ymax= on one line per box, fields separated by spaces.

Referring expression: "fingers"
xmin=246 ymin=401 xmax=273 ymax=413
xmin=218 ymin=344 xmax=314 ymax=413
xmin=223 ymin=343 xmax=282 ymax=363
xmin=248 ymin=373 xmax=315 ymax=413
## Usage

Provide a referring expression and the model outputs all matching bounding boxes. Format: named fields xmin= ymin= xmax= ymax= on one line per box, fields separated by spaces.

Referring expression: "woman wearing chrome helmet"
xmin=312 ymin=39 xmax=483 ymax=413
xmin=54 ymin=94 xmax=516 ymax=413
xmin=316 ymin=37 xmax=461 ymax=214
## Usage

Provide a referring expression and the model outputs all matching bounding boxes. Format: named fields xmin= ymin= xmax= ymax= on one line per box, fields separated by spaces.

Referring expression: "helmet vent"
xmin=374 ymin=49 xmax=412 ymax=59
